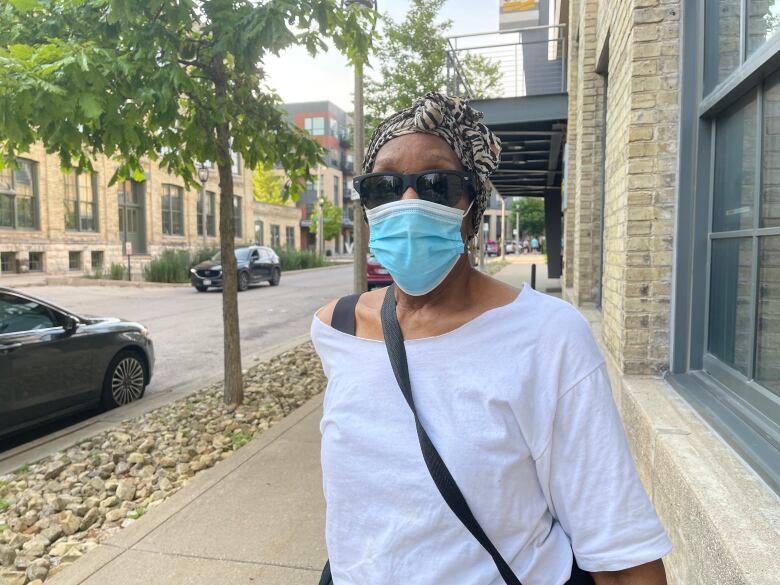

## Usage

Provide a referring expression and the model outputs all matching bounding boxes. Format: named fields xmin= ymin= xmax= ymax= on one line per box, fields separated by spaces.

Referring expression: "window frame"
xmin=161 ymin=183 xmax=185 ymax=236
xmin=285 ymin=226 xmax=295 ymax=249
xmin=197 ymin=189 xmax=216 ymax=237
xmin=233 ymin=195 xmax=242 ymax=239
xmin=672 ymin=0 xmax=780 ymax=494
xmin=64 ymin=170 xmax=99 ymax=232
xmin=270 ymin=224 xmax=281 ymax=248
xmin=0 ymin=158 xmax=39 ymax=230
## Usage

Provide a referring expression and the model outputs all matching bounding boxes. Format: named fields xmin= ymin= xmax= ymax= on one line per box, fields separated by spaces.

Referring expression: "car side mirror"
xmin=63 ymin=315 xmax=79 ymax=335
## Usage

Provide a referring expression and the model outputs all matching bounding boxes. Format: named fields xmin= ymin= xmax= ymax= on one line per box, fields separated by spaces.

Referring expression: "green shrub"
xmin=143 ymin=249 xmax=191 ymax=283
xmin=273 ymin=248 xmax=329 ymax=271
xmin=109 ymin=262 xmax=126 ymax=280
xmin=191 ymin=246 xmax=219 ymax=266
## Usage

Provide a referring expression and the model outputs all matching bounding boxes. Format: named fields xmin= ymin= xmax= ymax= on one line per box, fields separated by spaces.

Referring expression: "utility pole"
xmin=316 ymin=169 xmax=324 ymax=256
xmin=352 ymin=59 xmax=368 ymax=293
xmin=500 ymin=196 xmax=506 ymax=260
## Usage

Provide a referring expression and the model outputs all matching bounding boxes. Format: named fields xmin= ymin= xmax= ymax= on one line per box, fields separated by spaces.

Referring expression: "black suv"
xmin=190 ymin=245 xmax=282 ymax=292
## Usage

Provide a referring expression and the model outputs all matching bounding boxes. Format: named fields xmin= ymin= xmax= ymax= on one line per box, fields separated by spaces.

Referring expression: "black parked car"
xmin=190 ymin=245 xmax=281 ymax=292
xmin=0 ymin=287 xmax=154 ymax=439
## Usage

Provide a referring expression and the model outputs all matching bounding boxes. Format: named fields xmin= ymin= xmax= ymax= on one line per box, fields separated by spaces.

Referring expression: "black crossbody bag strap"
xmin=379 ymin=285 xmax=523 ymax=585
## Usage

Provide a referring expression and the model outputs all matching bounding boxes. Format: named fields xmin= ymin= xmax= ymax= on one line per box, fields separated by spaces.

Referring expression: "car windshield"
xmin=211 ymin=249 xmax=251 ymax=262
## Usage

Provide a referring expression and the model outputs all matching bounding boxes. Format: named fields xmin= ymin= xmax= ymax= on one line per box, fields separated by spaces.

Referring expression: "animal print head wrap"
xmin=363 ymin=92 xmax=502 ymax=236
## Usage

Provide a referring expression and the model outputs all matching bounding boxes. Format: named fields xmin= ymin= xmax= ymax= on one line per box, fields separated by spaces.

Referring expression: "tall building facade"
xmin=564 ymin=0 xmax=780 ymax=582
xmin=281 ymin=101 xmax=354 ymax=255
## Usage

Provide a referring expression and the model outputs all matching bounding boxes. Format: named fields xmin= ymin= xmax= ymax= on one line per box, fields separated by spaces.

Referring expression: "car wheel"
xmin=269 ymin=268 xmax=281 ymax=286
xmin=102 ymin=350 xmax=147 ymax=410
xmin=195 ymin=285 xmax=208 ymax=292
xmin=238 ymin=271 xmax=250 ymax=291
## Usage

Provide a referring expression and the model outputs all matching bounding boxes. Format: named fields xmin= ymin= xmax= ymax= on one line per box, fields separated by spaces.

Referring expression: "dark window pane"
xmin=705 ymin=0 xmax=743 ymax=94
xmin=708 ymin=238 xmax=754 ymax=375
xmin=28 ymin=252 xmax=43 ymax=272
xmin=756 ymin=235 xmax=780 ymax=395
xmin=68 ymin=251 xmax=82 ymax=271
xmin=64 ymin=200 xmax=79 ymax=230
xmin=762 ymin=72 xmax=780 ymax=227
xmin=1 ymin=252 xmax=16 ymax=273
xmin=713 ymin=93 xmax=758 ymax=231
xmin=0 ymin=194 xmax=11 ymax=227
xmin=747 ymin=1 xmax=780 ymax=57
xmin=16 ymin=195 xmax=35 ymax=228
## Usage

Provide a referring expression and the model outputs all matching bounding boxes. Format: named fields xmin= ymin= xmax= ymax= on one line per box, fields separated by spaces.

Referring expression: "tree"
xmin=364 ymin=0 xmax=449 ymax=133
xmin=459 ymin=53 xmax=503 ymax=99
xmin=309 ymin=198 xmax=343 ymax=242
xmin=364 ymin=0 xmax=503 ymax=135
xmin=0 ymin=0 xmax=375 ymax=409
xmin=252 ymin=165 xmax=286 ymax=206
xmin=510 ymin=197 xmax=546 ymax=238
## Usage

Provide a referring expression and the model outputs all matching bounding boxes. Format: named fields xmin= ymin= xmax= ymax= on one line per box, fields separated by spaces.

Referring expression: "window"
xmin=161 ymin=184 xmax=184 ymax=235
xmin=304 ymin=117 xmax=325 ymax=136
xmin=0 ymin=292 xmax=58 ymax=334
xmin=672 ymin=2 xmax=780 ymax=492
xmin=330 ymin=118 xmax=339 ymax=137
xmin=286 ymin=226 xmax=295 ymax=249
xmin=234 ymin=196 xmax=242 ymax=238
xmin=64 ymin=171 xmax=99 ymax=231
xmin=197 ymin=190 xmax=216 ymax=237
xmin=1 ymin=252 xmax=16 ymax=273
xmin=255 ymin=220 xmax=264 ymax=245
xmin=705 ymin=0 xmax=780 ymax=94
xmin=0 ymin=159 xmax=38 ymax=229
xmin=271 ymin=224 xmax=281 ymax=248
xmin=28 ymin=252 xmax=43 ymax=272
xmin=91 ymin=251 xmax=104 ymax=271
xmin=333 ymin=176 xmax=340 ymax=200
xmin=68 ymin=251 xmax=82 ymax=271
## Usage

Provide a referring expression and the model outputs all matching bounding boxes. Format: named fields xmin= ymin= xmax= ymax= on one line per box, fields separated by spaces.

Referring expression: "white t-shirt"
xmin=311 ymin=283 xmax=672 ymax=585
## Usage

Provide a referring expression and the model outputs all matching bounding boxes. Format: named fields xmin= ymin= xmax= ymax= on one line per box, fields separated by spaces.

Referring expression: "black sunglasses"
xmin=353 ymin=170 xmax=475 ymax=210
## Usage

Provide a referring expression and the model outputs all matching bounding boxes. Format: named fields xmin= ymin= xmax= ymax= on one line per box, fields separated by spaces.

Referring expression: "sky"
xmin=264 ymin=1 xmax=503 ymax=112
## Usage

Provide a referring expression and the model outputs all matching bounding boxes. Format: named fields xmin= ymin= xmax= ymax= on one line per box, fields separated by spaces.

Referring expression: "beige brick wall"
xmin=252 ymin=201 xmax=300 ymax=250
xmin=565 ymin=0 xmax=681 ymax=375
xmin=0 ymin=146 xmax=283 ymax=277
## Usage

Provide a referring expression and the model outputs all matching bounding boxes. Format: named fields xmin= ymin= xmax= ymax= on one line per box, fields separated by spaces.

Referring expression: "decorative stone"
xmin=57 ymin=511 xmax=82 ymax=536
xmin=79 ymin=508 xmax=99 ymax=531
xmin=25 ymin=558 xmax=49 ymax=582
xmin=0 ymin=546 xmax=15 ymax=567
xmin=0 ymin=571 xmax=26 ymax=585
xmin=104 ymin=509 xmax=126 ymax=523
xmin=115 ymin=480 xmax=136 ymax=502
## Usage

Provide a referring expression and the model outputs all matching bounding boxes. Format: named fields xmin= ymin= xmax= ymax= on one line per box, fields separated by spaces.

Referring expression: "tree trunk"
xmin=214 ymin=67 xmax=243 ymax=409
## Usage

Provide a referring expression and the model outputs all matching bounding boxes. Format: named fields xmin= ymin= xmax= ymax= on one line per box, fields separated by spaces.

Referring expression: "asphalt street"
xmin=0 ymin=265 xmax=352 ymax=468
xmin=18 ymin=265 xmax=353 ymax=399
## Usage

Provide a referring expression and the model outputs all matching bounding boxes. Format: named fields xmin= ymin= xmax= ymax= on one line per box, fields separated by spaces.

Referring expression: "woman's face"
xmin=372 ymin=133 xmax=474 ymax=238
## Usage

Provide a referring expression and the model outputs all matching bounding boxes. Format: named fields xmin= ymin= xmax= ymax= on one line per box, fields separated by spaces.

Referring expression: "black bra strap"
xmin=331 ymin=293 xmax=360 ymax=336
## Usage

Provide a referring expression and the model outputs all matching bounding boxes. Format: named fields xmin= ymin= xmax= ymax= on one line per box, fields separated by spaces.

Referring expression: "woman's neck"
xmin=394 ymin=254 xmax=478 ymax=314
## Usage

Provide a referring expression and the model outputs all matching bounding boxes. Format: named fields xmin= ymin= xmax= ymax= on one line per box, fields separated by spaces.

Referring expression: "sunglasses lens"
xmin=360 ymin=175 xmax=402 ymax=209
xmin=416 ymin=173 xmax=465 ymax=207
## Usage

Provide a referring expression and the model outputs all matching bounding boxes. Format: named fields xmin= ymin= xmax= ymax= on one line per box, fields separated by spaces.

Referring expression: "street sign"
xmin=125 ymin=241 xmax=133 ymax=256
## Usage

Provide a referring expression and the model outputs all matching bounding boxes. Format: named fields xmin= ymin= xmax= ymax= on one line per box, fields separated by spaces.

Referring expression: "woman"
xmin=311 ymin=93 xmax=671 ymax=585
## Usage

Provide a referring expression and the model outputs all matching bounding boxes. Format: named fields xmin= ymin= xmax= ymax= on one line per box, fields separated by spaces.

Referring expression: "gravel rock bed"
xmin=0 ymin=343 xmax=325 ymax=584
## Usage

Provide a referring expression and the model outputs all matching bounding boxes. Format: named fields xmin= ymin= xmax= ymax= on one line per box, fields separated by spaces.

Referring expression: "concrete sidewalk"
xmin=491 ymin=256 xmax=562 ymax=298
xmin=48 ymin=395 xmax=327 ymax=585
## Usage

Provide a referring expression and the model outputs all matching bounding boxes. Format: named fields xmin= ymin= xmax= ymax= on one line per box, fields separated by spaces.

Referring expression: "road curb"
xmin=0 ymin=333 xmax=314 ymax=475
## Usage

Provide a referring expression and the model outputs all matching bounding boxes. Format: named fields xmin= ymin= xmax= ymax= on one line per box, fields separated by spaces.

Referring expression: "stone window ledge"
xmin=571 ymin=301 xmax=779 ymax=585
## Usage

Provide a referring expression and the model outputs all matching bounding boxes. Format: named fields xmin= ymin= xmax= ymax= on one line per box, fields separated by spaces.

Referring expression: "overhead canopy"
xmin=471 ymin=94 xmax=567 ymax=199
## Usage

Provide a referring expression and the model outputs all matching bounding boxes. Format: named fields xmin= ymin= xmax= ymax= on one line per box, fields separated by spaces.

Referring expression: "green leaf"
xmin=9 ymin=0 xmax=40 ymax=13
xmin=80 ymin=95 xmax=103 ymax=119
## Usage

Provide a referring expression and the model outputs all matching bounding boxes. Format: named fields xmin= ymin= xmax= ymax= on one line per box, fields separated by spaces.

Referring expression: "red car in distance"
xmin=367 ymin=254 xmax=393 ymax=290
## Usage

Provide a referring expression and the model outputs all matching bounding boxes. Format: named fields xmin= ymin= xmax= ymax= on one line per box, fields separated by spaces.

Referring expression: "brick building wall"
xmin=565 ymin=0 xmax=680 ymax=375
xmin=0 ymin=146 xmax=264 ymax=277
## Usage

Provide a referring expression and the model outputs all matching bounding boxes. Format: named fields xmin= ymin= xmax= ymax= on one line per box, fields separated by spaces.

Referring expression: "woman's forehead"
xmin=373 ymin=133 xmax=463 ymax=171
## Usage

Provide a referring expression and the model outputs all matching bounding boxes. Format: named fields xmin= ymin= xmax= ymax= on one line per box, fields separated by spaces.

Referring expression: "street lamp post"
xmin=345 ymin=0 xmax=377 ymax=294
xmin=198 ymin=163 xmax=210 ymax=247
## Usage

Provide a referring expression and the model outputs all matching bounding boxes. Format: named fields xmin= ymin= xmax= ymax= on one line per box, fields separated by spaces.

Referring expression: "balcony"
xmin=445 ymin=24 xmax=567 ymax=99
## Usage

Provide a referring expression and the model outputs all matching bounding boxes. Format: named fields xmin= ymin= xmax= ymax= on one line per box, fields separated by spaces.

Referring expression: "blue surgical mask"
xmin=366 ymin=198 xmax=473 ymax=296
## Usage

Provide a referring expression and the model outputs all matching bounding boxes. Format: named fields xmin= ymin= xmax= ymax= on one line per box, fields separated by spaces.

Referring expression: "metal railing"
xmin=446 ymin=24 xmax=568 ymax=100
